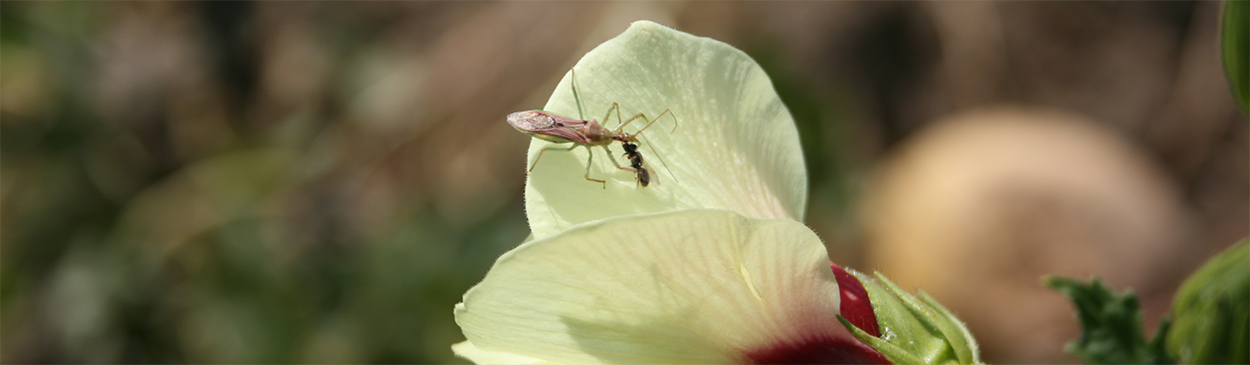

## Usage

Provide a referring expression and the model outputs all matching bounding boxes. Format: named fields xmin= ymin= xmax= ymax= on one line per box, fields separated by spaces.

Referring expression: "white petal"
xmin=454 ymin=209 xmax=849 ymax=364
xmin=452 ymin=341 xmax=560 ymax=365
xmin=523 ymin=21 xmax=807 ymax=239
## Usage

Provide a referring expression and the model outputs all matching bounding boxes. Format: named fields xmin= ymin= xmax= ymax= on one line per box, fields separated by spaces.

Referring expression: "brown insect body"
xmin=506 ymin=70 xmax=677 ymax=188
xmin=506 ymin=110 xmax=615 ymax=146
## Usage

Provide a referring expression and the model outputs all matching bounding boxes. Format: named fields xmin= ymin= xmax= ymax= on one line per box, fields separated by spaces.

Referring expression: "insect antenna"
xmin=638 ymin=133 xmax=678 ymax=184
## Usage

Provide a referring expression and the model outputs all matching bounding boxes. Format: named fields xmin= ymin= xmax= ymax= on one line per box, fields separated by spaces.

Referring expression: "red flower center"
xmin=740 ymin=264 xmax=889 ymax=364
xmin=745 ymin=335 xmax=890 ymax=364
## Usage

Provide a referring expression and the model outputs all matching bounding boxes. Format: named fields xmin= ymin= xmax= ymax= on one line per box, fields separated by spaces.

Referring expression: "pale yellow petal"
xmin=524 ymin=21 xmax=806 ymax=239
xmin=454 ymin=209 xmax=847 ymax=364
xmin=452 ymin=340 xmax=561 ymax=365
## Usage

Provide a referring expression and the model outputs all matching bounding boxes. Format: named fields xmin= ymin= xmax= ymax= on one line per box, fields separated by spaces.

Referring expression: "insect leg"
xmin=603 ymin=102 xmax=621 ymax=129
xmin=600 ymin=145 xmax=633 ymax=172
xmin=528 ymin=144 xmax=577 ymax=173
xmin=571 ymin=69 xmax=585 ymax=121
xmin=582 ymin=145 xmax=606 ymax=189
xmin=659 ymin=109 xmax=679 ymax=134
xmin=623 ymin=109 xmax=678 ymax=136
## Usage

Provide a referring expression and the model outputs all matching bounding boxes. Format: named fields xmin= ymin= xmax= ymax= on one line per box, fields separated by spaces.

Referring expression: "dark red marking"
xmin=745 ymin=335 xmax=890 ymax=364
xmin=831 ymin=263 xmax=881 ymax=337
xmin=741 ymin=263 xmax=890 ymax=364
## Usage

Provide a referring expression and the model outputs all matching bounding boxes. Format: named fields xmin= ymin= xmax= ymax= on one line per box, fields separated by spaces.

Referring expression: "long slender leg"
xmin=614 ymin=113 xmax=646 ymax=134
xmin=571 ymin=69 xmax=585 ymax=121
xmin=582 ymin=146 xmax=606 ymax=189
xmin=528 ymin=144 xmax=577 ymax=173
xmin=530 ymin=144 xmax=607 ymax=188
xmin=656 ymin=109 xmax=678 ymax=134
xmin=600 ymin=145 xmax=631 ymax=172
xmin=605 ymin=102 xmax=622 ymax=129
xmin=615 ymin=109 xmax=677 ymax=136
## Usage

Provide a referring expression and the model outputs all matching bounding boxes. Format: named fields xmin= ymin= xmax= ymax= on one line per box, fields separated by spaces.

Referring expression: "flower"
xmin=454 ymin=209 xmax=886 ymax=364
xmin=454 ymin=20 xmax=980 ymax=365
xmin=522 ymin=21 xmax=808 ymax=240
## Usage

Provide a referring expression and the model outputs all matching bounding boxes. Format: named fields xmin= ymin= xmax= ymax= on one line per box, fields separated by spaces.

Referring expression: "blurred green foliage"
xmin=0 ymin=2 xmax=527 ymax=363
xmin=2 ymin=2 xmax=1245 ymax=364
xmin=1223 ymin=0 xmax=1249 ymax=113
xmin=1045 ymin=276 xmax=1174 ymax=364
xmin=1047 ymin=241 xmax=1250 ymax=365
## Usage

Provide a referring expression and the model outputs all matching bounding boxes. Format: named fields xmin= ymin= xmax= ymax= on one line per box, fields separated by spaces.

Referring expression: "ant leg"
xmin=528 ymin=144 xmax=576 ymax=173
xmin=582 ymin=146 xmax=606 ymax=189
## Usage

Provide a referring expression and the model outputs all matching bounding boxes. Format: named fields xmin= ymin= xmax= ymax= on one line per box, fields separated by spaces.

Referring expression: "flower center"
xmin=745 ymin=336 xmax=890 ymax=364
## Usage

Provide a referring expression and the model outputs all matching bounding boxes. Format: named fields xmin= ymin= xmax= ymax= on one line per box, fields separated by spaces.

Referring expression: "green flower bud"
xmin=837 ymin=268 xmax=983 ymax=364
xmin=1167 ymin=239 xmax=1249 ymax=364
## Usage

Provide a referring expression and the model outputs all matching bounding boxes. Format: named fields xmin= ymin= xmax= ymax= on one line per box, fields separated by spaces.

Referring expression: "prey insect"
xmin=619 ymin=140 xmax=676 ymax=188
xmin=621 ymin=141 xmax=651 ymax=187
xmin=506 ymin=70 xmax=677 ymax=188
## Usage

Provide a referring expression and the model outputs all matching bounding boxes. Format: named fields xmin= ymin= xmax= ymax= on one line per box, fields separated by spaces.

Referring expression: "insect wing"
xmin=638 ymin=159 xmax=658 ymax=186
xmin=507 ymin=110 xmax=593 ymax=144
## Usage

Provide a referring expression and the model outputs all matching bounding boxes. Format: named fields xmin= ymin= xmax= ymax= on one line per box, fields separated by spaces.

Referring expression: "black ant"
xmin=621 ymin=141 xmax=651 ymax=187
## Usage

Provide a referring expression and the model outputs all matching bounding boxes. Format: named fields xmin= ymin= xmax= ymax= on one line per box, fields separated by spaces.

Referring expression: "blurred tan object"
xmin=862 ymin=108 xmax=1188 ymax=363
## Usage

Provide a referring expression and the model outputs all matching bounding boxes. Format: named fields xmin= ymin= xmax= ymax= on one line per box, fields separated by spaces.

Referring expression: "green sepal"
xmin=838 ymin=314 xmax=925 ymax=365
xmin=1044 ymin=276 xmax=1176 ymax=364
xmin=838 ymin=269 xmax=982 ymax=364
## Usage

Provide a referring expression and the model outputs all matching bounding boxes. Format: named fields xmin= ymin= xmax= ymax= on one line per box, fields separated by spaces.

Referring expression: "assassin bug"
xmin=506 ymin=70 xmax=677 ymax=188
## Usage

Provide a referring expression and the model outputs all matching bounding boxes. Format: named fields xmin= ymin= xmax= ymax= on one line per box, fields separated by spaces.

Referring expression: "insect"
xmin=620 ymin=141 xmax=651 ymax=187
xmin=506 ymin=70 xmax=677 ymax=188
xmin=618 ymin=140 xmax=676 ymax=188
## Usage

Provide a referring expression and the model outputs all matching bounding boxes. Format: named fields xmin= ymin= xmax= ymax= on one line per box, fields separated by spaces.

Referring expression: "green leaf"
xmin=1223 ymin=0 xmax=1250 ymax=113
xmin=1166 ymin=239 xmax=1249 ymax=364
xmin=1044 ymin=276 xmax=1175 ymax=364
xmin=523 ymin=21 xmax=807 ymax=239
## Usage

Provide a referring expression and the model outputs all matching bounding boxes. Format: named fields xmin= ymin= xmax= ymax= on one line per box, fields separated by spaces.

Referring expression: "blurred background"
xmin=1 ymin=2 xmax=1245 ymax=363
